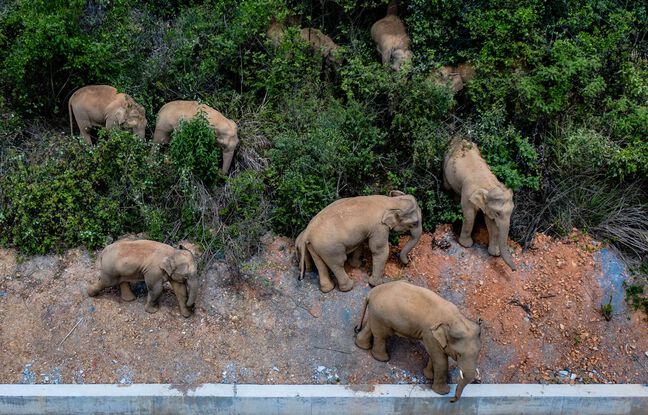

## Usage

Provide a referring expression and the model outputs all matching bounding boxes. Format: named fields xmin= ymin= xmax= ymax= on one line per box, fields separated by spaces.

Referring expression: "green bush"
xmin=268 ymin=94 xmax=386 ymax=235
xmin=170 ymin=112 xmax=222 ymax=185
xmin=1 ymin=130 xmax=164 ymax=254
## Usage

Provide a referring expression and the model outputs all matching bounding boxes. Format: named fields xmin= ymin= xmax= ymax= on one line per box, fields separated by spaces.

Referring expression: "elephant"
xmin=296 ymin=191 xmax=422 ymax=292
xmin=299 ymin=28 xmax=342 ymax=66
xmin=87 ymin=239 xmax=199 ymax=318
xmin=68 ymin=85 xmax=147 ymax=144
xmin=432 ymin=63 xmax=476 ymax=93
xmin=153 ymin=101 xmax=239 ymax=174
xmin=443 ymin=139 xmax=516 ymax=270
xmin=355 ymin=280 xmax=482 ymax=402
xmin=370 ymin=1 xmax=413 ymax=71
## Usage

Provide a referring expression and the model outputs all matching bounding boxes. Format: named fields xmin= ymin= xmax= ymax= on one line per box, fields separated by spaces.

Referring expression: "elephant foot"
xmin=338 ymin=279 xmax=354 ymax=292
xmin=180 ymin=308 xmax=193 ymax=318
xmin=87 ymin=285 xmax=100 ymax=297
xmin=431 ymin=382 xmax=450 ymax=395
xmin=121 ymin=291 xmax=136 ymax=302
xmin=144 ymin=303 xmax=160 ymax=314
xmin=458 ymin=236 xmax=473 ymax=248
xmin=488 ymin=245 xmax=501 ymax=256
xmin=368 ymin=276 xmax=383 ymax=287
xmin=319 ymin=280 xmax=335 ymax=293
xmin=355 ymin=336 xmax=371 ymax=350
xmin=371 ymin=349 xmax=390 ymax=362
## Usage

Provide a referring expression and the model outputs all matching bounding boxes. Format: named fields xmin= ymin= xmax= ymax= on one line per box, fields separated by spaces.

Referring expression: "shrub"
xmin=268 ymin=94 xmax=386 ymax=235
xmin=1 ymin=130 xmax=164 ymax=254
xmin=170 ymin=112 xmax=222 ymax=185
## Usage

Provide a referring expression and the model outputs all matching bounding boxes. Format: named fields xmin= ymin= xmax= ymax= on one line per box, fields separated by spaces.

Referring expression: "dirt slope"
xmin=0 ymin=225 xmax=646 ymax=387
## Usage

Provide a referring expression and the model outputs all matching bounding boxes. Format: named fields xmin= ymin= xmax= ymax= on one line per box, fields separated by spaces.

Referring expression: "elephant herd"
xmin=85 ymin=139 xmax=514 ymax=402
xmin=76 ymin=1 xmax=520 ymax=403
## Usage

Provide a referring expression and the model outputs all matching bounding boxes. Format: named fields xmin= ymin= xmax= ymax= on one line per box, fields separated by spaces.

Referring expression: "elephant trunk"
xmin=221 ymin=149 xmax=235 ymax=175
xmin=498 ymin=223 xmax=516 ymax=271
xmin=399 ymin=218 xmax=422 ymax=264
xmin=450 ymin=367 xmax=476 ymax=402
xmin=186 ymin=278 xmax=199 ymax=307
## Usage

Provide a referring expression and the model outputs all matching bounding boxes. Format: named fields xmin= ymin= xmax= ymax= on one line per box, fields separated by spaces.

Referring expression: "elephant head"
xmin=383 ymin=191 xmax=423 ymax=264
xmin=161 ymin=247 xmax=199 ymax=308
xmin=391 ymin=48 xmax=413 ymax=71
xmin=431 ymin=317 xmax=482 ymax=402
xmin=108 ymin=97 xmax=147 ymax=139
xmin=469 ymin=186 xmax=516 ymax=271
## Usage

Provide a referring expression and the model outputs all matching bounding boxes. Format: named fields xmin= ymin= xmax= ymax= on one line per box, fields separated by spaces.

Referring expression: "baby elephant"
xmin=87 ymin=240 xmax=199 ymax=318
xmin=370 ymin=2 xmax=413 ymax=71
xmin=355 ymin=281 xmax=481 ymax=402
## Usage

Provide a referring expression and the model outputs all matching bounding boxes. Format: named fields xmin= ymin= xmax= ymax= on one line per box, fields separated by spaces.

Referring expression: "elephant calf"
xmin=153 ymin=101 xmax=239 ymax=174
xmin=355 ymin=281 xmax=482 ymax=402
xmin=88 ymin=240 xmax=199 ymax=318
xmin=370 ymin=2 xmax=413 ymax=71
xmin=443 ymin=139 xmax=516 ymax=270
xmin=296 ymin=191 xmax=422 ymax=292
xmin=69 ymin=85 xmax=148 ymax=143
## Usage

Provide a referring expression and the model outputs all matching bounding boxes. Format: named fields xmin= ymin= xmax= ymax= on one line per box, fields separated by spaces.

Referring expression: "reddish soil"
xmin=0 ymin=225 xmax=646 ymax=386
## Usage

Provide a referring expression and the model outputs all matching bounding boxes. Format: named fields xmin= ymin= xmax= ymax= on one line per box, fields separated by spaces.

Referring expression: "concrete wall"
xmin=1 ymin=384 xmax=647 ymax=415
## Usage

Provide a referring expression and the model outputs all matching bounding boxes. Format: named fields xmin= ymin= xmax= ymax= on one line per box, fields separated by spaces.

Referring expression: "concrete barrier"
xmin=1 ymin=383 xmax=647 ymax=414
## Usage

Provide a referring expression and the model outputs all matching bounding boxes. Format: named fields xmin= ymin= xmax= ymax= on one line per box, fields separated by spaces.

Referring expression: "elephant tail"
xmin=68 ymin=97 xmax=75 ymax=137
xmin=354 ymin=296 xmax=369 ymax=334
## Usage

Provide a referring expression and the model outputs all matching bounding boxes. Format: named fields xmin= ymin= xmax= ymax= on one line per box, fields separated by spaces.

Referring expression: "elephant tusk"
xmin=459 ymin=369 xmax=464 ymax=380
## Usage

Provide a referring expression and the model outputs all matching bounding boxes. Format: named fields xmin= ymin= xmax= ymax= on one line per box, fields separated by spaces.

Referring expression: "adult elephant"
xmin=355 ymin=281 xmax=482 ymax=402
xmin=443 ymin=139 xmax=516 ymax=271
xmin=296 ymin=191 xmax=423 ymax=292
xmin=68 ymin=85 xmax=147 ymax=143
xmin=153 ymin=101 xmax=239 ymax=174
xmin=87 ymin=240 xmax=199 ymax=318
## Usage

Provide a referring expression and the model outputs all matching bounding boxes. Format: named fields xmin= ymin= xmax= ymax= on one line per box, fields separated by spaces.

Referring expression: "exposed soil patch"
xmin=0 ymin=225 xmax=646 ymax=387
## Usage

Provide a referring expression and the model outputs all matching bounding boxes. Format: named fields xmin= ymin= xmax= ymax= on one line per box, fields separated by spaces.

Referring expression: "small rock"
xmin=645 ymin=351 xmax=648 ymax=358
xmin=558 ymin=370 xmax=569 ymax=377
xmin=570 ymin=373 xmax=577 ymax=380
xmin=317 ymin=366 xmax=325 ymax=372
xmin=559 ymin=324 xmax=565 ymax=330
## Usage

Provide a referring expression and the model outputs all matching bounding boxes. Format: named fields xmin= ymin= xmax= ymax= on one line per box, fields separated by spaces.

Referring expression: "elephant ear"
xmin=113 ymin=107 xmax=127 ymax=125
xmin=431 ymin=323 xmax=448 ymax=349
xmin=160 ymin=256 xmax=176 ymax=277
xmin=468 ymin=188 xmax=488 ymax=211
xmin=381 ymin=209 xmax=400 ymax=229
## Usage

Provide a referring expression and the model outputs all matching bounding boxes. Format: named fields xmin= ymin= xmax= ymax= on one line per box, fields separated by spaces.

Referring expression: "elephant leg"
xmin=347 ymin=246 xmax=363 ymax=268
xmin=87 ymin=272 xmax=117 ymax=297
xmin=458 ymin=204 xmax=476 ymax=248
xmin=328 ymin=254 xmax=354 ymax=292
xmin=355 ymin=319 xmax=373 ymax=350
xmin=171 ymin=280 xmax=192 ymax=318
xmin=368 ymin=237 xmax=389 ymax=287
xmin=119 ymin=282 xmax=136 ymax=302
xmin=75 ymin=119 xmax=94 ymax=144
xmin=144 ymin=279 xmax=164 ymax=314
xmin=423 ymin=335 xmax=451 ymax=395
xmin=369 ymin=319 xmax=391 ymax=362
xmin=307 ymin=246 xmax=335 ymax=293
xmin=485 ymin=216 xmax=501 ymax=256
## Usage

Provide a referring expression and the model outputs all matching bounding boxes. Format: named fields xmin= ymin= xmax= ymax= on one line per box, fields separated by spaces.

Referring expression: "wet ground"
xmin=0 ymin=225 xmax=646 ymax=387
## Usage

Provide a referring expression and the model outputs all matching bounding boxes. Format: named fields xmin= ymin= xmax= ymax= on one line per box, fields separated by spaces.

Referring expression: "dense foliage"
xmin=0 ymin=0 xmax=645 ymax=284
